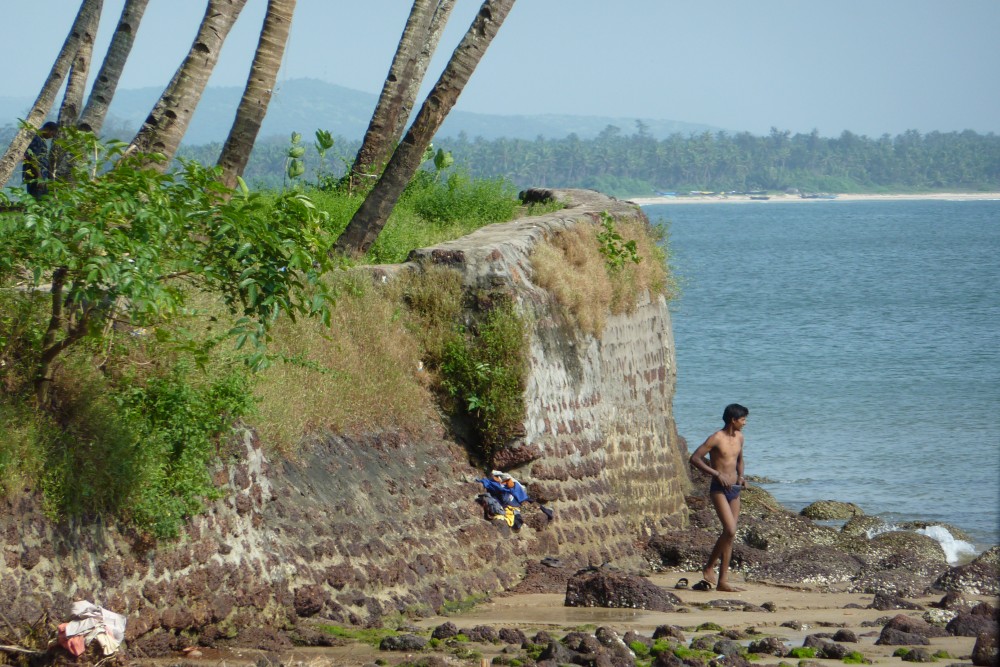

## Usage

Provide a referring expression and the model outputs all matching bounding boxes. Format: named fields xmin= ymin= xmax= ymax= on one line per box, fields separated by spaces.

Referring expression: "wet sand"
xmin=627 ymin=192 xmax=1000 ymax=206
xmin=159 ymin=571 xmax=996 ymax=667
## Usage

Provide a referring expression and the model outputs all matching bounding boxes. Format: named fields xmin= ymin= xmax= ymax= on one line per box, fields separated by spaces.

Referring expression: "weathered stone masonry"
xmin=1 ymin=189 xmax=689 ymax=651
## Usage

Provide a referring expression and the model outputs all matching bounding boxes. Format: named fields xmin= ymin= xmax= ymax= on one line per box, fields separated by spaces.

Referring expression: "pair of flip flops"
xmin=675 ymin=577 xmax=715 ymax=591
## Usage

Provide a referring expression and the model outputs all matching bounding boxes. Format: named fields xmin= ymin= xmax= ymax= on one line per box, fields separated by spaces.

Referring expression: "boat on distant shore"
xmin=749 ymin=195 xmax=770 ymax=200
xmin=800 ymin=193 xmax=838 ymax=199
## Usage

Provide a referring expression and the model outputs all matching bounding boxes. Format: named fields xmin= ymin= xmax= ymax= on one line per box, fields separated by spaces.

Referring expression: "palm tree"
xmin=346 ymin=0 xmax=456 ymax=192
xmin=217 ymin=0 xmax=297 ymax=190
xmin=56 ymin=8 xmax=99 ymax=130
xmin=50 ymin=9 xmax=100 ymax=181
xmin=389 ymin=0 xmax=456 ymax=143
xmin=0 ymin=0 xmax=104 ymax=187
xmin=335 ymin=0 xmax=517 ymax=255
xmin=78 ymin=0 xmax=151 ymax=136
xmin=127 ymin=0 xmax=248 ymax=168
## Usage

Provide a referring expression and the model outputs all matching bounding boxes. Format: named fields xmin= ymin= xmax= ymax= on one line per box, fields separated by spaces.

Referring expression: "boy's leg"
xmin=716 ymin=496 xmax=743 ymax=592
xmin=703 ymin=492 xmax=739 ymax=586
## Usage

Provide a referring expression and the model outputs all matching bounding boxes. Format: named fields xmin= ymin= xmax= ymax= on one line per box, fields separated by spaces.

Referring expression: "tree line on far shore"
xmin=142 ymin=124 xmax=998 ymax=197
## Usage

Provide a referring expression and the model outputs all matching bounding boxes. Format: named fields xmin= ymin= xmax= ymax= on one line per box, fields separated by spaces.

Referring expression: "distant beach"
xmin=628 ymin=192 xmax=1000 ymax=205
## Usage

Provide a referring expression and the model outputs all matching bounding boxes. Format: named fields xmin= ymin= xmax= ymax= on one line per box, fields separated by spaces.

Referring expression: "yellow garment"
xmin=502 ymin=507 xmax=516 ymax=527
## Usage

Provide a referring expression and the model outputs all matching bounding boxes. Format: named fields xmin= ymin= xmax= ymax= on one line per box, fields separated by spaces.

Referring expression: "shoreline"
xmin=627 ymin=192 xmax=1000 ymax=205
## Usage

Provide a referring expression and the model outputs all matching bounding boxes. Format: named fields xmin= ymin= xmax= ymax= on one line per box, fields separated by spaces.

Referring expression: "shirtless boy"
xmin=688 ymin=403 xmax=749 ymax=592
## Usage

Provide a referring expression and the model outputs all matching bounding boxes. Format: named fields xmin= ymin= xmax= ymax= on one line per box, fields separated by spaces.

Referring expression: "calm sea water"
xmin=643 ymin=199 xmax=1000 ymax=554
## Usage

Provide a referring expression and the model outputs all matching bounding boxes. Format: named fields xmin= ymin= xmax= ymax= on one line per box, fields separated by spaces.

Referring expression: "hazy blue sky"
xmin=3 ymin=0 xmax=999 ymax=137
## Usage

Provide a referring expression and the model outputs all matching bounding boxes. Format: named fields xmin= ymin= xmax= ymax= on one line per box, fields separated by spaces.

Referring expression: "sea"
xmin=642 ymin=198 xmax=1000 ymax=562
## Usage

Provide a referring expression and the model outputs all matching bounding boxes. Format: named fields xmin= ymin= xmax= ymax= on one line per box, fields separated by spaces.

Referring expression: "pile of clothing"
xmin=476 ymin=470 xmax=553 ymax=529
xmin=57 ymin=600 xmax=127 ymax=657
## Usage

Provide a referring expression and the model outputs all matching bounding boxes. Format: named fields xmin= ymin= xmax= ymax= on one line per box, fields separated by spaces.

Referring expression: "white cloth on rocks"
xmin=63 ymin=600 xmax=127 ymax=655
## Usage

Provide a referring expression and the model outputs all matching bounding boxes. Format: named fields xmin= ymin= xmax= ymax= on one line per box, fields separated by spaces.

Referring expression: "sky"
xmin=3 ymin=0 xmax=999 ymax=138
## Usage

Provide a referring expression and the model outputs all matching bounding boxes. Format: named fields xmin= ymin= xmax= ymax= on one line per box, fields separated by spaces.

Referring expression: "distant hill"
xmin=0 ymin=77 xmax=718 ymax=145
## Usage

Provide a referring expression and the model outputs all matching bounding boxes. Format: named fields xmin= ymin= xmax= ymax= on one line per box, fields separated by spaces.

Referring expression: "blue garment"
xmin=478 ymin=477 xmax=529 ymax=507
xmin=709 ymin=478 xmax=741 ymax=502
xmin=505 ymin=480 xmax=529 ymax=506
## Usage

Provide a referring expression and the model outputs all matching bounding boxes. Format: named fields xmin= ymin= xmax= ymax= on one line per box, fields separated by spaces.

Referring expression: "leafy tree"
xmin=0 ymin=131 xmax=336 ymax=405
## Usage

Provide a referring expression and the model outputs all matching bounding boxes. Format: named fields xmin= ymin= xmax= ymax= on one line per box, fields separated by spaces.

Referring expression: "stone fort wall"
xmin=0 ymin=189 xmax=690 ymax=650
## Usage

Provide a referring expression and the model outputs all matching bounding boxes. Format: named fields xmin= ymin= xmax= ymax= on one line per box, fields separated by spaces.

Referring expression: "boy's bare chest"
xmin=714 ymin=437 xmax=743 ymax=459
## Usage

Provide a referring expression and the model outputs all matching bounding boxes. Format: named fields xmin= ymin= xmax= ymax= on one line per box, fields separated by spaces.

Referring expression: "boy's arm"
xmin=688 ymin=435 xmax=721 ymax=480
xmin=736 ymin=449 xmax=746 ymax=487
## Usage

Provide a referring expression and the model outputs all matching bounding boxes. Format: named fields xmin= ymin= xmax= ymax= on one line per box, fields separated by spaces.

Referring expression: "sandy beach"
xmin=166 ymin=572 xmax=997 ymax=666
xmin=627 ymin=192 xmax=1000 ymax=206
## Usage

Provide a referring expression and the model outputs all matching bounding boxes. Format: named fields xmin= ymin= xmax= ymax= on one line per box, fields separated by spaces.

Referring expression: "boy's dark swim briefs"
xmin=709 ymin=478 xmax=742 ymax=502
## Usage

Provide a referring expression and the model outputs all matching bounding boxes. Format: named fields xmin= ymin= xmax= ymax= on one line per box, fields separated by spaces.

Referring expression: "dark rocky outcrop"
xmin=868 ymin=592 xmax=925 ymax=611
xmin=841 ymin=515 xmax=891 ymax=537
xmin=900 ymin=647 xmax=936 ymax=662
xmin=565 ymin=567 xmax=679 ymax=611
xmin=748 ymin=546 xmax=864 ymax=587
xmin=875 ymin=628 xmax=931 ymax=646
xmin=947 ymin=602 xmax=999 ymax=638
xmin=833 ymin=629 xmax=859 ymax=643
xmin=431 ymin=621 xmax=459 ymax=639
xmin=881 ymin=614 xmax=949 ymax=638
xmin=934 ymin=546 xmax=1000 ymax=595
xmin=748 ymin=637 xmax=787 ymax=655
xmin=645 ymin=528 xmax=769 ymax=574
xmin=800 ymin=500 xmax=865 ymax=520
xmin=379 ymin=633 xmax=428 ymax=651
xmin=972 ymin=629 xmax=998 ymax=667
xmin=844 ymin=531 xmax=950 ymax=596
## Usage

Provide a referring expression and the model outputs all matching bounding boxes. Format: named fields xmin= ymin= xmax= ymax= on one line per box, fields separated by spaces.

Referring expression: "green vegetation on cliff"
xmin=0 ymin=138 xmax=671 ymax=539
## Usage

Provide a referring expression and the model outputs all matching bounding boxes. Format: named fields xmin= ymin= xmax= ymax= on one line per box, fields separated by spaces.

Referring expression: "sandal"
xmin=692 ymin=579 xmax=714 ymax=591
xmin=674 ymin=577 xmax=689 ymax=589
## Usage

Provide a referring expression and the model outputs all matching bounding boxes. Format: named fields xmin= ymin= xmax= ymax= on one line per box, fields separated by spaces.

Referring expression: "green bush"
xmin=360 ymin=170 xmax=520 ymax=265
xmin=403 ymin=169 xmax=518 ymax=225
xmin=38 ymin=358 xmax=254 ymax=539
xmin=441 ymin=298 xmax=528 ymax=463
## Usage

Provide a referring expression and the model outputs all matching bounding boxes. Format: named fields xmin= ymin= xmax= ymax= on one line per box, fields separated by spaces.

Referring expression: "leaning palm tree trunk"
xmin=57 ymin=11 xmax=99 ymax=128
xmin=127 ymin=0 xmax=248 ymax=169
xmin=0 ymin=0 xmax=103 ymax=187
xmin=335 ymin=0 xmax=516 ymax=255
xmin=346 ymin=0 xmax=438 ymax=192
xmin=216 ymin=0 xmax=296 ymax=190
xmin=388 ymin=0 xmax=456 ymax=144
xmin=78 ymin=0 xmax=151 ymax=136
xmin=52 ymin=8 xmax=101 ymax=180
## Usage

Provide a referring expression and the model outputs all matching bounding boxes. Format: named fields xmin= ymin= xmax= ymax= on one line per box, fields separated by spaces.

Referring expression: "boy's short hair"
xmin=722 ymin=403 xmax=749 ymax=425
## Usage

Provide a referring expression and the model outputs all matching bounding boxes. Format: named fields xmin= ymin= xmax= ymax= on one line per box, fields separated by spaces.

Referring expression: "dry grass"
xmin=382 ymin=263 xmax=466 ymax=369
xmin=252 ymin=272 xmax=440 ymax=453
xmin=531 ymin=217 xmax=673 ymax=337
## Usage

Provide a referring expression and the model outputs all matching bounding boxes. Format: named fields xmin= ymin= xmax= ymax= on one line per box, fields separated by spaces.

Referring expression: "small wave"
xmin=864 ymin=523 xmax=978 ymax=565
xmin=915 ymin=526 xmax=978 ymax=565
